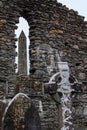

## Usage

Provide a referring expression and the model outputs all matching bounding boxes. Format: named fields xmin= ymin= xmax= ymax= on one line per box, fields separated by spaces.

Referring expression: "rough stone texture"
xmin=2 ymin=93 xmax=41 ymax=130
xmin=0 ymin=0 xmax=87 ymax=130
xmin=0 ymin=101 xmax=6 ymax=130
xmin=15 ymin=76 xmax=60 ymax=130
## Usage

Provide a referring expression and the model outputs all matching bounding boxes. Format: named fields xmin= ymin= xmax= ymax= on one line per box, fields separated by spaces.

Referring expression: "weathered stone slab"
xmin=2 ymin=93 xmax=41 ymax=130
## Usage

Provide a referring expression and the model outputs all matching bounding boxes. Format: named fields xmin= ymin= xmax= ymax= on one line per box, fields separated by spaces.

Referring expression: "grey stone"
xmin=0 ymin=0 xmax=87 ymax=129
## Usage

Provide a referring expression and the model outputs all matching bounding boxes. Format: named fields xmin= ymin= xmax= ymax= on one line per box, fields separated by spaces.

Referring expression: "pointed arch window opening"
xmin=15 ymin=17 xmax=30 ymax=75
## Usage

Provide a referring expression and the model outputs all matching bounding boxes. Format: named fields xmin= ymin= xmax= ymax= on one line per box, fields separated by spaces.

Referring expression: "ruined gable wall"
xmin=28 ymin=2 xmax=87 ymax=129
xmin=0 ymin=0 xmax=87 ymax=130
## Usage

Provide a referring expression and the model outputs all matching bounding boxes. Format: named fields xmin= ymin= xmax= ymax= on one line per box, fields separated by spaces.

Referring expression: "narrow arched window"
xmin=15 ymin=17 xmax=30 ymax=75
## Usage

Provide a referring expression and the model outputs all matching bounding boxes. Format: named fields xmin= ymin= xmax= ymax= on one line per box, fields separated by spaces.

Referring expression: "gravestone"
xmin=2 ymin=93 xmax=41 ymax=130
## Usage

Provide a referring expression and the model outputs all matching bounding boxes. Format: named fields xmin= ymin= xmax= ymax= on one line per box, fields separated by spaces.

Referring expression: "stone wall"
xmin=0 ymin=0 xmax=87 ymax=130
